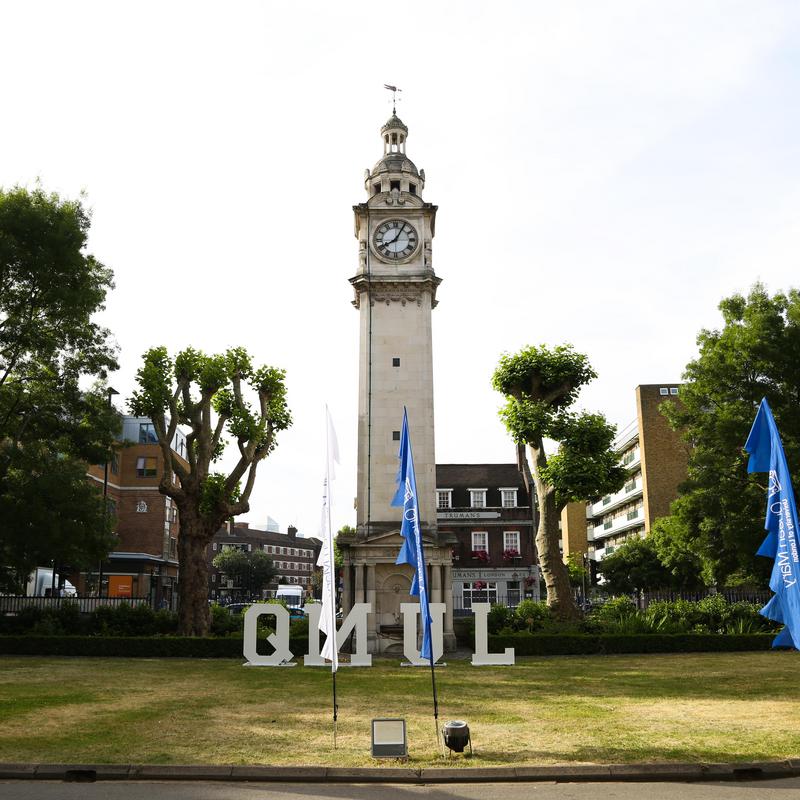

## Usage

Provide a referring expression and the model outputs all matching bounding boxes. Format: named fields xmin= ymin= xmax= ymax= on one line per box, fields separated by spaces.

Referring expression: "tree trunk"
xmin=530 ymin=444 xmax=579 ymax=621
xmin=177 ymin=515 xmax=213 ymax=637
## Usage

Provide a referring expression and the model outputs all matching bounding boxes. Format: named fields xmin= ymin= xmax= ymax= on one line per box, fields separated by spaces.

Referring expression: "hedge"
xmin=487 ymin=632 xmax=777 ymax=656
xmin=0 ymin=633 xmax=779 ymax=658
xmin=0 ymin=636 xmax=309 ymax=658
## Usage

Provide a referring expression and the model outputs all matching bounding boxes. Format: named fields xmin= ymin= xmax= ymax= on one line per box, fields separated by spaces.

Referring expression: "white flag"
xmin=317 ymin=406 xmax=340 ymax=670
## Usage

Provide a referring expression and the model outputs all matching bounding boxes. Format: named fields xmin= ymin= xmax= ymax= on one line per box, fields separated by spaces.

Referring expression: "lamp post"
xmin=98 ymin=386 xmax=119 ymax=598
xmin=581 ymin=552 xmax=589 ymax=610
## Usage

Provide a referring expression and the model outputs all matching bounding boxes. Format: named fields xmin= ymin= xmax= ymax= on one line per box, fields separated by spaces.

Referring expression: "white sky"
xmin=2 ymin=1 xmax=799 ymax=537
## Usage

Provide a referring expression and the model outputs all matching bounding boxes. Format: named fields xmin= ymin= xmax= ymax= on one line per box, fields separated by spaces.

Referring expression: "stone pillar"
xmin=443 ymin=562 xmax=456 ymax=651
xmin=431 ymin=563 xmax=442 ymax=604
xmin=341 ymin=559 xmax=352 ymax=616
xmin=366 ymin=563 xmax=378 ymax=651
xmin=354 ymin=562 xmax=364 ymax=603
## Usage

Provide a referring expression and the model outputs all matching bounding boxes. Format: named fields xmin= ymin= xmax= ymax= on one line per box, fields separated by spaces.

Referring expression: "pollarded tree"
xmin=493 ymin=345 xmax=626 ymax=619
xmin=130 ymin=347 xmax=291 ymax=636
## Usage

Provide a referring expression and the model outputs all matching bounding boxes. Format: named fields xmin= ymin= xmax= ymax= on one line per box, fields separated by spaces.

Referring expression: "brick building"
xmin=437 ymin=463 xmax=540 ymax=611
xmin=562 ymin=384 xmax=690 ymax=568
xmin=207 ymin=522 xmax=321 ymax=602
xmin=83 ymin=416 xmax=188 ymax=607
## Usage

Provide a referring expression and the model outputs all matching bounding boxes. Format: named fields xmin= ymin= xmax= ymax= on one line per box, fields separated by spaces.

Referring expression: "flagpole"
xmin=429 ymin=653 xmax=441 ymax=752
xmin=325 ymin=406 xmax=339 ymax=749
xmin=392 ymin=408 xmax=444 ymax=755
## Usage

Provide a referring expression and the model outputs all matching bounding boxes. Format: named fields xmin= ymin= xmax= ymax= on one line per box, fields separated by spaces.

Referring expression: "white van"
xmin=275 ymin=584 xmax=303 ymax=610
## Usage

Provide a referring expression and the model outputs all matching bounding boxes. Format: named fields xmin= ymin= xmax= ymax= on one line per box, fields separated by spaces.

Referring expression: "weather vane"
xmin=384 ymin=84 xmax=402 ymax=114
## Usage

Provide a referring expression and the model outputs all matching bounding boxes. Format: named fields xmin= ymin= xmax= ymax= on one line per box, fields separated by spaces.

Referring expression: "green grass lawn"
xmin=1 ymin=652 xmax=799 ymax=767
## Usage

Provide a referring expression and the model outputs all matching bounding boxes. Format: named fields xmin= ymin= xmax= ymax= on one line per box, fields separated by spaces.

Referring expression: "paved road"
xmin=2 ymin=780 xmax=800 ymax=800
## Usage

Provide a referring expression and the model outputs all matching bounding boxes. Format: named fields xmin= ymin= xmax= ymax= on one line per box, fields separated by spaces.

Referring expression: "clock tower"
xmin=340 ymin=112 xmax=457 ymax=654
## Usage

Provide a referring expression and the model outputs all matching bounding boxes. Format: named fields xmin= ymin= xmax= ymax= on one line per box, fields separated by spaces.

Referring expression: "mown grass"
xmin=1 ymin=652 xmax=799 ymax=767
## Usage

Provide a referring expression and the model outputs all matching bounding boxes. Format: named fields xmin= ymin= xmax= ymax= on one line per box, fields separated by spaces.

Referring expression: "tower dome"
xmin=366 ymin=114 xmax=425 ymax=197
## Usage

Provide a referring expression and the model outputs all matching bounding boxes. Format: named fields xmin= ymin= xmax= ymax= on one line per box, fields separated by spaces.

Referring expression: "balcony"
xmin=589 ymin=508 xmax=645 ymax=542
xmin=620 ymin=449 xmax=641 ymax=472
xmin=588 ymin=476 xmax=643 ymax=518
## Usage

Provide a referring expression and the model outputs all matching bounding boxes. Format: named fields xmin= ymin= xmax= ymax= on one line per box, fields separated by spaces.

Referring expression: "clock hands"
xmin=377 ymin=221 xmax=415 ymax=256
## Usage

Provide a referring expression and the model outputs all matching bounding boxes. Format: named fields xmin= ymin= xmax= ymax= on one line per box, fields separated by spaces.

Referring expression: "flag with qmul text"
xmin=391 ymin=408 xmax=433 ymax=661
xmin=317 ymin=406 xmax=340 ymax=670
xmin=744 ymin=397 xmax=800 ymax=648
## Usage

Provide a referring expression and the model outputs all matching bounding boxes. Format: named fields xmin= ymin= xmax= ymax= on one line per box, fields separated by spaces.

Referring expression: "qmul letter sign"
xmin=242 ymin=602 xmax=514 ymax=667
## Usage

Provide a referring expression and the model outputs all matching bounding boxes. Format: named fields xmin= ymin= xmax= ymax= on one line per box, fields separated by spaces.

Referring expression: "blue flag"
xmin=391 ymin=408 xmax=433 ymax=661
xmin=744 ymin=398 xmax=800 ymax=648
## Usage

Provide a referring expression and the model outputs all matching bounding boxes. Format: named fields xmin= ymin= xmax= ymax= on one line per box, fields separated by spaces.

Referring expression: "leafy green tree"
xmin=0 ymin=186 xmax=119 ymax=591
xmin=212 ymin=548 xmax=250 ymax=596
xmin=565 ymin=552 xmax=588 ymax=588
xmin=0 ymin=450 xmax=116 ymax=592
xmin=130 ymin=346 xmax=291 ymax=636
xmin=335 ymin=524 xmax=355 ymax=569
xmin=648 ymin=516 xmax=705 ymax=590
xmin=597 ymin=537 xmax=675 ymax=595
xmin=493 ymin=344 xmax=626 ymax=619
xmin=660 ymin=284 xmax=800 ymax=586
xmin=212 ymin=547 xmax=276 ymax=599
xmin=248 ymin=550 xmax=277 ymax=596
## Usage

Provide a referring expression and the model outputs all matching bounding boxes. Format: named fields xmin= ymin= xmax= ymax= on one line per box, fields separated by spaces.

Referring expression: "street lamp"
xmin=98 ymin=386 xmax=119 ymax=598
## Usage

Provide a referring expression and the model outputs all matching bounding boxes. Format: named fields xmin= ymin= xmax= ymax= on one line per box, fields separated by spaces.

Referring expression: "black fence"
xmin=0 ymin=595 xmax=153 ymax=615
xmin=640 ymin=588 xmax=772 ymax=608
xmin=451 ymin=588 xmax=772 ymax=617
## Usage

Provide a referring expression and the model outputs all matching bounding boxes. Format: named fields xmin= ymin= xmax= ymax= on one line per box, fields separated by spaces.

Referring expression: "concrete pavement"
xmin=1 ymin=760 xmax=799 ymax=784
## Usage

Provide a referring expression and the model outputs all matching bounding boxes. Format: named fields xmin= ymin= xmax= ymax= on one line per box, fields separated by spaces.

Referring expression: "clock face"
xmin=373 ymin=219 xmax=418 ymax=260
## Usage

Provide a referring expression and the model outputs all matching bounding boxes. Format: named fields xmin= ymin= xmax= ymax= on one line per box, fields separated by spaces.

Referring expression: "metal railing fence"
xmin=0 ymin=595 xmax=152 ymax=614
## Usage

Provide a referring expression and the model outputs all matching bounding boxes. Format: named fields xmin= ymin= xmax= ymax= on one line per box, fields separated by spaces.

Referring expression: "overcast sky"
xmin=2 ymin=1 xmax=799 ymax=536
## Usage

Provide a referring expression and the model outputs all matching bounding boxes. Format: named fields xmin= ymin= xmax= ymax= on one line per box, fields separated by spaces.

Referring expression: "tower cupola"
xmin=381 ymin=114 xmax=408 ymax=155
xmin=366 ymin=114 xmax=425 ymax=199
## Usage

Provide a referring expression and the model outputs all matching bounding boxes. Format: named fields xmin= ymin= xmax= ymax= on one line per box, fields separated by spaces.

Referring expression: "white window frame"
xmin=503 ymin=531 xmax=520 ymax=552
xmin=471 ymin=531 xmax=488 ymax=552
xmin=500 ymin=488 xmax=518 ymax=508
xmin=436 ymin=489 xmax=453 ymax=509
xmin=469 ymin=488 xmax=487 ymax=509
xmin=462 ymin=580 xmax=498 ymax=608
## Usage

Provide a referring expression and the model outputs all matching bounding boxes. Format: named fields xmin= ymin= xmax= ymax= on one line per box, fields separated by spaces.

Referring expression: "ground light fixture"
xmin=371 ymin=718 xmax=407 ymax=759
xmin=442 ymin=720 xmax=472 ymax=755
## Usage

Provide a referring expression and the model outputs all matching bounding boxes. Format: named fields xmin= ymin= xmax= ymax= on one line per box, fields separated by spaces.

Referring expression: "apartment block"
xmin=207 ymin=522 xmax=321 ymax=601
xmin=563 ymin=384 xmax=689 ymax=566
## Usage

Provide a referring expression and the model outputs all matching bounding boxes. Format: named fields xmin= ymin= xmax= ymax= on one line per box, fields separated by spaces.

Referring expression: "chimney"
xmin=239 ymin=522 xmax=250 ymax=529
xmin=227 ymin=519 xmax=235 ymax=536
xmin=288 ymin=525 xmax=297 ymax=540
